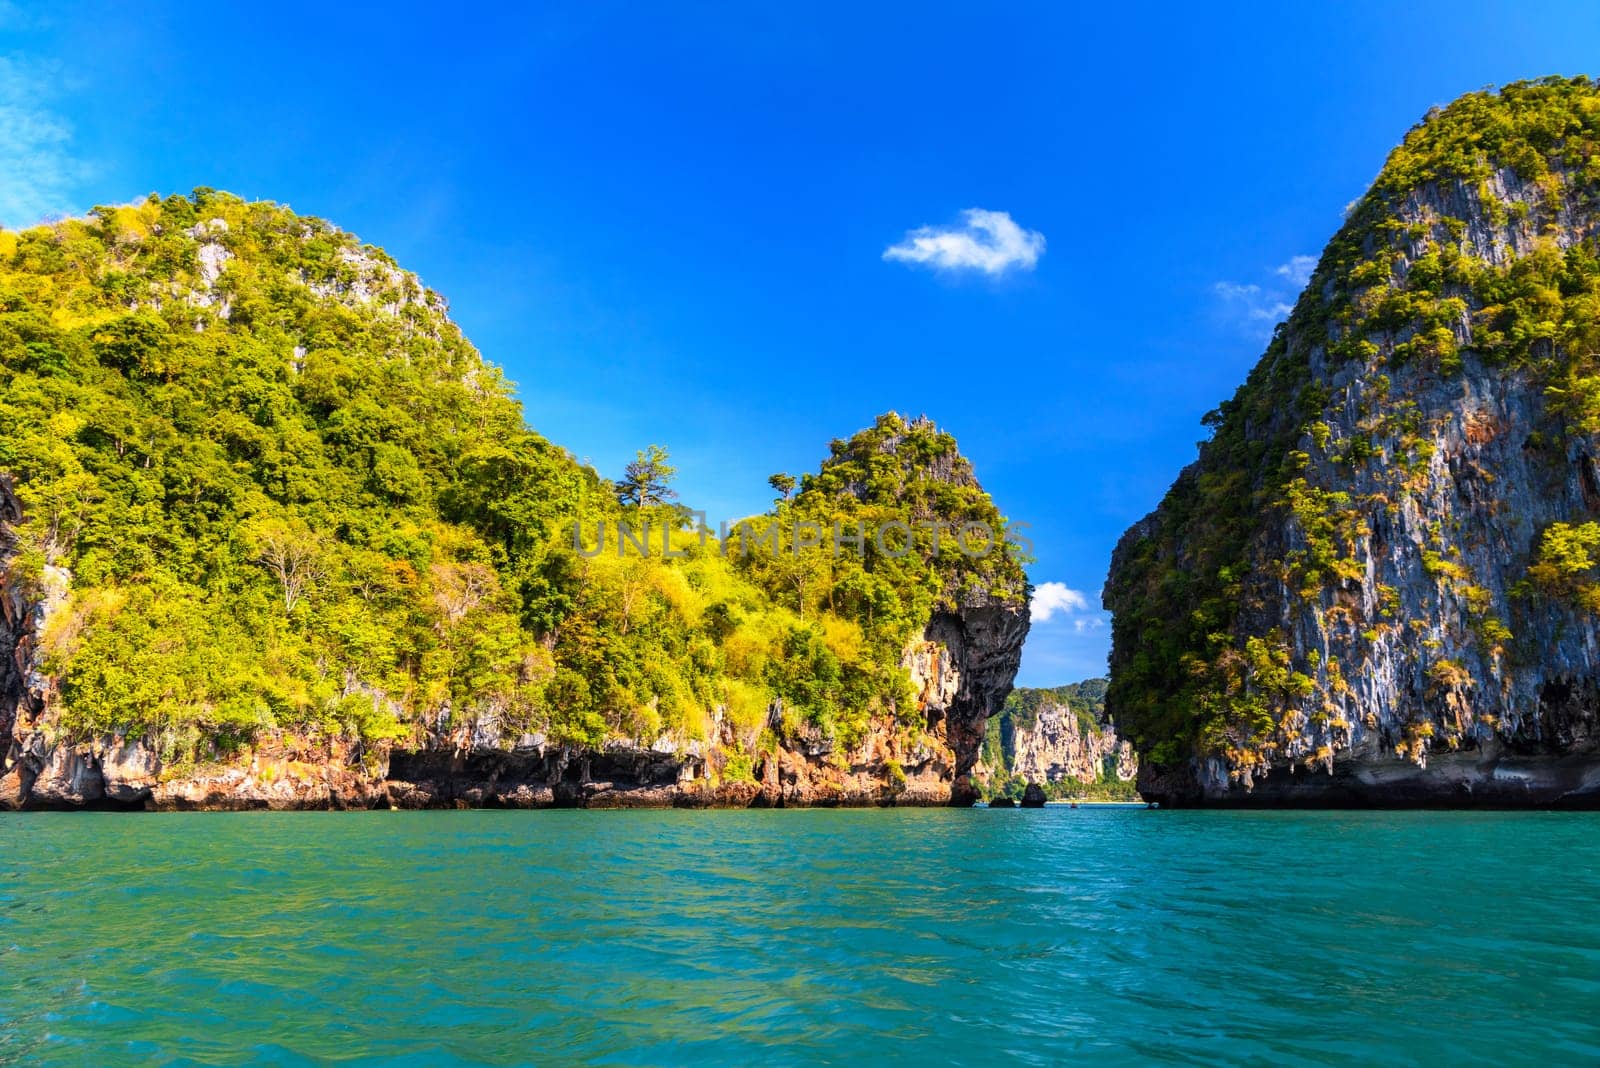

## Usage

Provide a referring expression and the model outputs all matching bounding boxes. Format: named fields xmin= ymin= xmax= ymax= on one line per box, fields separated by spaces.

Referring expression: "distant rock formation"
xmin=977 ymin=679 xmax=1138 ymax=800
xmin=1012 ymin=702 xmax=1138 ymax=786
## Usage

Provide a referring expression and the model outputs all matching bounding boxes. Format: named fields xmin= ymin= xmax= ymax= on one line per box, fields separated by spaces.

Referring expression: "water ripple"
xmin=1 ymin=809 xmax=1599 ymax=1064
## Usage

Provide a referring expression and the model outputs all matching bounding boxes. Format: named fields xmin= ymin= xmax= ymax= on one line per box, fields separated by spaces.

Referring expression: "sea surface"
xmin=1 ymin=808 xmax=1597 ymax=1066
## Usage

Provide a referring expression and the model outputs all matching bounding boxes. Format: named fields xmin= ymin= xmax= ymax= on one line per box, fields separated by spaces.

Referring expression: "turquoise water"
xmin=2 ymin=810 xmax=1598 ymax=1065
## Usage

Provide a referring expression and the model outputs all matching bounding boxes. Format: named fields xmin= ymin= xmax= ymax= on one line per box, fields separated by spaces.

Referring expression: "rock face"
xmin=979 ymin=679 xmax=1138 ymax=798
xmin=1105 ymin=78 xmax=1600 ymax=807
xmin=917 ymin=605 xmax=1031 ymax=805
xmin=1011 ymin=703 xmax=1137 ymax=786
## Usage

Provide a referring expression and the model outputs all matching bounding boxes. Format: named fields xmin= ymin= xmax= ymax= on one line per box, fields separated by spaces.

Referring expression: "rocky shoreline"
xmin=1136 ymin=740 xmax=1600 ymax=809
xmin=0 ymin=731 xmax=994 ymax=811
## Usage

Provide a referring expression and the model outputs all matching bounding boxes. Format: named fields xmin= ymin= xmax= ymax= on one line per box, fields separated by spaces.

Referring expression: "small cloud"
xmin=884 ymin=208 xmax=1044 ymax=275
xmin=1212 ymin=254 xmax=1314 ymax=337
xmin=1019 ymin=584 xmax=1112 ymax=682
xmin=0 ymin=56 xmax=84 ymax=228
xmin=1212 ymin=281 xmax=1292 ymax=324
xmin=1030 ymin=581 xmax=1088 ymax=623
xmin=1275 ymin=254 xmax=1317 ymax=287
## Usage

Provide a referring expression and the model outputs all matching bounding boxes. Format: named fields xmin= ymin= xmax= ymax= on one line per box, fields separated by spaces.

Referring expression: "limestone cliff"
xmin=1011 ymin=704 xmax=1136 ymax=787
xmin=1106 ymin=77 xmax=1600 ymax=806
xmin=978 ymin=679 xmax=1137 ymax=798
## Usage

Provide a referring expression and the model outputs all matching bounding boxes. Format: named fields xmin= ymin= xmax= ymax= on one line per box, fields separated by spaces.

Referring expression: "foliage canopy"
xmin=0 ymin=192 xmax=1027 ymax=770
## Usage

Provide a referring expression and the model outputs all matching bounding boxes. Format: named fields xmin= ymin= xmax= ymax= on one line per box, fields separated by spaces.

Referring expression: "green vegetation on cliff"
xmin=0 ymin=190 xmax=1026 ymax=767
xmin=1105 ymin=76 xmax=1600 ymax=773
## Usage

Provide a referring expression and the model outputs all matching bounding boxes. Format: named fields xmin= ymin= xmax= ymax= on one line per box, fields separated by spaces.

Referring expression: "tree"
xmin=615 ymin=444 xmax=677 ymax=507
xmin=249 ymin=517 xmax=326 ymax=616
xmin=767 ymin=472 xmax=796 ymax=501
xmin=430 ymin=561 xmax=500 ymax=629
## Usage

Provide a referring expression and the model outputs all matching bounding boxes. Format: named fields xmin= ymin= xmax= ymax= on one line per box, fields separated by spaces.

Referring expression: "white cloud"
xmin=1019 ymin=583 xmax=1113 ymax=683
xmin=1212 ymin=253 xmax=1316 ymax=336
xmin=1030 ymin=581 xmax=1088 ymax=623
xmin=1213 ymin=281 xmax=1293 ymax=323
xmin=884 ymin=208 xmax=1044 ymax=275
xmin=0 ymin=56 xmax=83 ymax=228
xmin=1275 ymin=254 xmax=1317 ymax=287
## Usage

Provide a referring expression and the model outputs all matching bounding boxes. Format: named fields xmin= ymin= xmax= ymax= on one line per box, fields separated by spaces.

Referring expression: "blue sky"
xmin=5 ymin=1 xmax=1600 ymax=684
